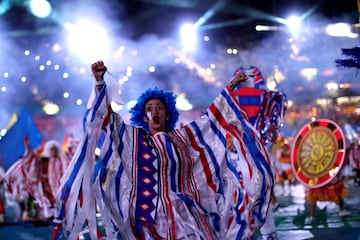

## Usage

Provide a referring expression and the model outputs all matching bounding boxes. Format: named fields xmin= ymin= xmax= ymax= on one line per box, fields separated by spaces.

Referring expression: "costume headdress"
xmin=233 ymin=66 xmax=265 ymax=89
xmin=130 ymin=87 xmax=179 ymax=133
xmin=43 ymin=140 xmax=62 ymax=157
xmin=232 ymin=66 xmax=287 ymax=143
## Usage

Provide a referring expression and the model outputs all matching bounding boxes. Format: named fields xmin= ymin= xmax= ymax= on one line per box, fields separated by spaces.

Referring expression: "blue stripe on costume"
xmin=189 ymin=121 xmax=223 ymax=195
xmin=55 ymin=135 xmax=89 ymax=225
xmin=116 ymin=121 xmax=126 ymax=218
xmin=117 ymin=120 xmax=126 ymax=158
xmin=189 ymin=122 xmax=222 ymax=231
xmin=163 ymin=134 xmax=219 ymax=230
xmin=99 ymin=120 xmax=115 ymax=182
xmin=236 ymin=94 xmax=263 ymax=106
xmin=209 ymin=119 xmax=227 ymax=149
xmin=224 ymin=149 xmax=246 ymax=236
xmin=91 ymin=86 xmax=106 ymax=122
xmin=83 ymin=109 xmax=90 ymax=132
xmin=165 ymin=135 xmax=177 ymax=193
xmin=235 ymin=221 xmax=246 ymax=240
xmin=225 ymin=154 xmax=241 ymax=182
xmin=93 ymin=119 xmax=114 ymax=185
xmin=62 ymin=135 xmax=89 ymax=200
xmin=233 ymin=185 xmax=247 ymax=240
xmin=221 ymin=89 xmax=272 ymax=223
xmin=134 ymin=132 xmax=157 ymax=226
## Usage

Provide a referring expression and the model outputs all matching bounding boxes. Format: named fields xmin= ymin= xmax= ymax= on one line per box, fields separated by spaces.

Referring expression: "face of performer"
xmin=50 ymin=145 xmax=60 ymax=158
xmin=144 ymin=99 xmax=169 ymax=135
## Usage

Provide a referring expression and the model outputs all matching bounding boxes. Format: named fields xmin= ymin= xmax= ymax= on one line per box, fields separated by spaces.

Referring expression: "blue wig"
xmin=130 ymin=87 xmax=179 ymax=133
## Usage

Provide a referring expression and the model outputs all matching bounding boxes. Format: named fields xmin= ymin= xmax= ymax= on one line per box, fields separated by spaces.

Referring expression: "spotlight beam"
xmin=194 ymin=0 xmax=232 ymax=28
xmin=199 ymin=18 xmax=252 ymax=31
xmin=0 ymin=27 xmax=57 ymax=37
xmin=226 ymin=3 xmax=288 ymax=24
xmin=197 ymin=2 xmax=289 ymax=31
xmin=0 ymin=0 xmax=12 ymax=15
xmin=300 ymin=0 xmax=326 ymax=20
xmin=199 ymin=1 xmax=326 ymax=32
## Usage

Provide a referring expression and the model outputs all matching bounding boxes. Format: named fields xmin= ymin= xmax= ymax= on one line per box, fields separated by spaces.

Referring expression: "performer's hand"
xmin=91 ymin=61 xmax=107 ymax=82
xmin=228 ymin=70 xmax=248 ymax=90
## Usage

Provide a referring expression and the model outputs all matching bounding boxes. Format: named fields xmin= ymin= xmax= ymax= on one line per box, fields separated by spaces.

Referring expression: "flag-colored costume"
xmin=230 ymin=66 xmax=286 ymax=240
xmin=232 ymin=66 xmax=286 ymax=144
xmin=21 ymin=141 xmax=69 ymax=219
xmin=54 ymin=84 xmax=274 ymax=239
xmin=5 ymin=159 xmax=28 ymax=204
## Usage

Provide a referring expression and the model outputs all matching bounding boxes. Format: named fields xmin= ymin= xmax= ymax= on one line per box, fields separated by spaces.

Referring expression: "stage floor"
xmin=0 ymin=180 xmax=359 ymax=240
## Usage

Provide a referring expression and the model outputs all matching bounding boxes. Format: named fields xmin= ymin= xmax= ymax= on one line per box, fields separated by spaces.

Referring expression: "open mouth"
xmin=153 ymin=116 xmax=160 ymax=123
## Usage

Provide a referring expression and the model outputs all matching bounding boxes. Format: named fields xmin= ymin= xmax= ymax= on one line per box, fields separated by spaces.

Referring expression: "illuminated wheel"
xmin=291 ymin=119 xmax=346 ymax=188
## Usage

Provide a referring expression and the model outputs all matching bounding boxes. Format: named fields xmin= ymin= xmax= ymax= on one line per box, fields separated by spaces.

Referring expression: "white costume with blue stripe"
xmin=54 ymin=84 xmax=274 ymax=240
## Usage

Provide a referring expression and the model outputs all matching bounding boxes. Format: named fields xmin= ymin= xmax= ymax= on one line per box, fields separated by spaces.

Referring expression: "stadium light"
xmin=27 ymin=0 xmax=52 ymax=18
xmin=180 ymin=23 xmax=198 ymax=52
xmin=286 ymin=15 xmax=301 ymax=35
xmin=326 ymin=23 xmax=358 ymax=38
xmin=66 ymin=19 xmax=110 ymax=61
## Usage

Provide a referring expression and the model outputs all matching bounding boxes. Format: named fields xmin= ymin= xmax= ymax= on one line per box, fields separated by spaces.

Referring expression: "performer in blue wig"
xmin=53 ymin=61 xmax=274 ymax=240
xmin=129 ymin=87 xmax=179 ymax=134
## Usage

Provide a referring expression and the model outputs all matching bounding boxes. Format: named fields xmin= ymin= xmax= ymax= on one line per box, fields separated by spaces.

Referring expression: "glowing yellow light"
xmin=43 ymin=102 xmax=60 ymax=115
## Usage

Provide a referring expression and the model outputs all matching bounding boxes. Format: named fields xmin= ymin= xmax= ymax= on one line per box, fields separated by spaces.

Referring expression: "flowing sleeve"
xmin=180 ymin=86 xmax=274 ymax=239
xmin=53 ymin=84 xmax=116 ymax=240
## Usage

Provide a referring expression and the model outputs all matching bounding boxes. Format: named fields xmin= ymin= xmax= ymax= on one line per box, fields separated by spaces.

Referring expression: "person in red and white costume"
xmin=53 ymin=61 xmax=274 ymax=240
xmin=22 ymin=137 xmax=70 ymax=220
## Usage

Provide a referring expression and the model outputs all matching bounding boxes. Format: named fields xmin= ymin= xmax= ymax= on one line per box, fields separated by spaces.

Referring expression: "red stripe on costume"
xmin=255 ymin=75 xmax=262 ymax=84
xmin=232 ymin=88 xmax=264 ymax=118
xmin=170 ymin=131 xmax=199 ymax=202
xmin=209 ymin=99 xmax=255 ymax=180
xmin=52 ymin=224 xmax=61 ymax=240
xmin=169 ymin=131 xmax=214 ymax=239
xmin=233 ymin=88 xmax=265 ymax=97
xmin=153 ymin=134 xmax=177 ymax=238
xmin=227 ymin=88 xmax=272 ymax=171
xmin=129 ymin=128 xmax=139 ymax=226
xmin=79 ymin=187 xmax=83 ymax=207
xmin=226 ymin=87 xmax=250 ymax=121
xmin=241 ymin=106 xmax=260 ymax=118
xmin=209 ymin=104 xmax=235 ymax=135
xmin=0 ymin=199 xmax=3 ymax=213
xmin=184 ymin=126 xmax=217 ymax=192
